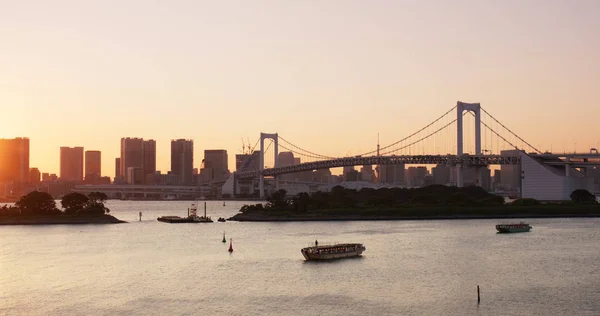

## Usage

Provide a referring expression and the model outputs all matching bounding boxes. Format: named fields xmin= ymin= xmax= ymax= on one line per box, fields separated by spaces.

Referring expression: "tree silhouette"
xmin=570 ymin=189 xmax=597 ymax=204
xmin=15 ymin=191 xmax=58 ymax=215
xmin=61 ymin=193 xmax=90 ymax=214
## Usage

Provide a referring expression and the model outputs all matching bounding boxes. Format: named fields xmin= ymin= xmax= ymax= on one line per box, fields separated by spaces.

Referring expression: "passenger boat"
xmin=157 ymin=202 xmax=213 ymax=223
xmin=495 ymin=222 xmax=532 ymax=233
xmin=301 ymin=242 xmax=366 ymax=261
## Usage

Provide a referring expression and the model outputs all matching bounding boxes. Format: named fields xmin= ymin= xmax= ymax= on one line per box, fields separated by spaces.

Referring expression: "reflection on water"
xmin=1 ymin=200 xmax=600 ymax=316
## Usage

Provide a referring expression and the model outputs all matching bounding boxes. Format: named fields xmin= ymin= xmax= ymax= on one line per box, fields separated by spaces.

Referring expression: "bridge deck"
xmin=236 ymin=155 xmax=520 ymax=179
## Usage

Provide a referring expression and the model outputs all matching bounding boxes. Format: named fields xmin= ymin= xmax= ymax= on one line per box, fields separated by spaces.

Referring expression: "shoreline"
xmin=228 ymin=213 xmax=600 ymax=222
xmin=0 ymin=214 xmax=126 ymax=225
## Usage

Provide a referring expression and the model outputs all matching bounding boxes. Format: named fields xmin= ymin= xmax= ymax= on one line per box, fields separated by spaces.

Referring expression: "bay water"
xmin=1 ymin=200 xmax=599 ymax=315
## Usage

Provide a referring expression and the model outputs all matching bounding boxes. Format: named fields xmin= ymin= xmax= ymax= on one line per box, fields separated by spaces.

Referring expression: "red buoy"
xmin=228 ymin=238 xmax=233 ymax=252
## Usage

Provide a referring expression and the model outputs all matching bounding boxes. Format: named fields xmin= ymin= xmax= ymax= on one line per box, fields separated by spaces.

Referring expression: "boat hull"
xmin=157 ymin=216 xmax=213 ymax=223
xmin=301 ymin=243 xmax=366 ymax=261
xmin=496 ymin=224 xmax=532 ymax=233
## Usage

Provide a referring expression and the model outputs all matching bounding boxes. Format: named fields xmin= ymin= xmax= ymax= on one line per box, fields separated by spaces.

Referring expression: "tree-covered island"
xmin=229 ymin=185 xmax=600 ymax=221
xmin=0 ymin=191 xmax=125 ymax=225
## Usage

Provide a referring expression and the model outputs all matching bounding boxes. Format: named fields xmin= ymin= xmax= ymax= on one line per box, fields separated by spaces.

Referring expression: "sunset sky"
xmin=2 ymin=0 xmax=599 ymax=177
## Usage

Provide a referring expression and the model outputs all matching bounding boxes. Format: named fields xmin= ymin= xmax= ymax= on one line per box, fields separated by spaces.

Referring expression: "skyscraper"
xmin=29 ymin=168 xmax=41 ymax=184
xmin=120 ymin=138 xmax=143 ymax=180
xmin=143 ymin=139 xmax=156 ymax=184
xmin=0 ymin=137 xmax=29 ymax=184
xmin=60 ymin=147 xmax=84 ymax=181
xmin=120 ymin=138 xmax=156 ymax=184
xmin=115 ymin=158 xmax=121 ymax=182
xmin=85 ymin=150 xmax=101 ymax=179
xmin=200 ymin=150 xmax=229 ymax=183
xmin=171 ymin=139 xmax=194 ymax=185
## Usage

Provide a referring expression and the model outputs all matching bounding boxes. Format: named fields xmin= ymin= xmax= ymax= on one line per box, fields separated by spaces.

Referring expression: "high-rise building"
xmin=85 ymin=150 xmax=101 ymax=179
xmin=115 ymin=158 xmax=121 ymax=182
xmin=236 ymin=151 xmax=260 ymax=172
xmin=432 ymin=164 xmax=451 ymax=185
xmin=379 ymin=164 xmax=405 ymax=185
xmin=120 ymin=138 xmax=143 ymax=180
xmin=278 ymin=152 xmax=295 ymax=181
xmin=171 ymin=139 xmax=194 ymax=185
xmin=0 ymin=137 xmax=30 ymax=184
xmin=500 ymin=150 xmax=521 ymax=191
xmin=407 ymin=166 xmax=428 ymax=187
xmin=343 ymin=166 xmax=357 ymax=181
xmin=143 ymin=139 xmax=156 ymax=184
xmin=120 ymin=138 xmax=155 ymax=184
xmin=200 ymin=150 xmax=229 ymax=183
xmin=360 ymin=165 xmax=376 ymax=183
xmin=60 ymin=146 xmax=84 ymax=181
xmin=29 ymin=168 xmax=41 ymax=184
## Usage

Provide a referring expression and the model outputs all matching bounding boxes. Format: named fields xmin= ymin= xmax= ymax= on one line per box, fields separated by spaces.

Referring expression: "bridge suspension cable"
xmin=379 ymin=119 xmax=457 ymax=156
xmin=278 ymin=135 xmax=337 ymax=159
xmin=480 ymin=107 xmax=542 ymax=154
xmin=356 ymin=105 xmax=457 ymax=157
xmin=277 ymin=142 xmax=333 ymax=160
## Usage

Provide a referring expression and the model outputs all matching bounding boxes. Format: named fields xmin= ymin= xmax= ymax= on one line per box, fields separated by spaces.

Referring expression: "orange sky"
xmin=1 ymin=0 xmax=599 ymax=177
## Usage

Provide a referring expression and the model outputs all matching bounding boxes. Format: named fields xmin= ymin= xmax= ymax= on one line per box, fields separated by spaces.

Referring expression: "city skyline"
xmin=2 ymin=1 xmax=599 ymax=178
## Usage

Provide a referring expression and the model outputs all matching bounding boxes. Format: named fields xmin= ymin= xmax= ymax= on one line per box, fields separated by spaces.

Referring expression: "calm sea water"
xmin=1 ymin=200 xmax=599 ymax=316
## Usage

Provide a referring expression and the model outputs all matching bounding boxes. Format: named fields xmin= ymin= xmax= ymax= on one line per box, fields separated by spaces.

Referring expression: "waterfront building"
xmin=115 ymin=158 xmax=121 ymax=183
xmin=0 ymin=137 xmax=30 ymax=184
xmin=85 ymin=150 xmax=101 ymax=181
xmin=60 ymin=146 xmax=84 ymax=181
xmin=171 ymin=139 xmax=194 ymax=185
xmin=379 ymin=164 xmax=405 ymax=185
xmin=29 ymin=168 xmax=41 ymax=184
xmin=143 ymin=139 xmax=156 ymax=184
xmin=407 ymin=166 xmax=428 ymax=187
xmin=120 ymin=138 xmax=155 ymax=184
xmin=200 ymin=150 xmax=229 ymax=183
xmin=431 ymin=164 xmax=451 ymax=185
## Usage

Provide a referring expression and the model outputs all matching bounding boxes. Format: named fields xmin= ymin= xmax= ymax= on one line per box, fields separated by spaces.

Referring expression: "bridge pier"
xmin=456 ymin=165 xmax=463 ymax=187
xmin=259 ymin=132 xmax=279 ymax=199
xmin=456 ymin=101 xmax=482 ymax=188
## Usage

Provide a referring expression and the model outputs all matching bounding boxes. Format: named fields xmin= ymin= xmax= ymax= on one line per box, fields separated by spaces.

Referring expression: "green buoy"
xmin=222 ymin=232 xmax=226 ymax=243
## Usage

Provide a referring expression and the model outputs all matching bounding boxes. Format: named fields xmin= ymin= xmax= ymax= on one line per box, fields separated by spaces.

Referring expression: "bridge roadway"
xmin=235 ymin=154 xmax=520 ymax=180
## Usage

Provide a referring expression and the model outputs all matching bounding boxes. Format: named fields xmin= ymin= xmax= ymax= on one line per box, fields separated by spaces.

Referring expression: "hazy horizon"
xmin=2 ymin=0 xmax=599 ymax=177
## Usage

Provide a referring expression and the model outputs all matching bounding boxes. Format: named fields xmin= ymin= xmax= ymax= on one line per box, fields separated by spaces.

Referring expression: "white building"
xmin=520 ymin=152 xmax=595 ymax=201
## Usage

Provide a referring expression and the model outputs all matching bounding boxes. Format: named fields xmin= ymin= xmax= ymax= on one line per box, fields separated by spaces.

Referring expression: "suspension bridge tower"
xmin=456 ymin=101 xmax=482 ymax=187
xmin=259 ymin=132 xmax=279 ymax=198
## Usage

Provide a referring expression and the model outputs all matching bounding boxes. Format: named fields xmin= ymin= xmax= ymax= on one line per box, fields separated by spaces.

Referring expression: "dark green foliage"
xmin=15 ymin=191 xmax=59 ymax=215
xmin=61 ymin=193 xmax=90 ymax=214
xmin=240 ymin=204 xmax=264 ymax=213
xmin=0 ymin=204 xmax=20 ymax=216
xmin=292 ymin=192 xmax=311 ymax=212
xmin=266 ymin=189 xmax=289 ymax=210
xmin=88 ymin=192 xmax=108 ymax=204
xmin=511 ymin=198 xmax=541 ymax=206
xmin=239 ymin=185 xmax=508 ymax=214
xmin=570 ymin=189 xmax=597 ymax=204
xmin=61 ymin=192 xmax=110 ymax=215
